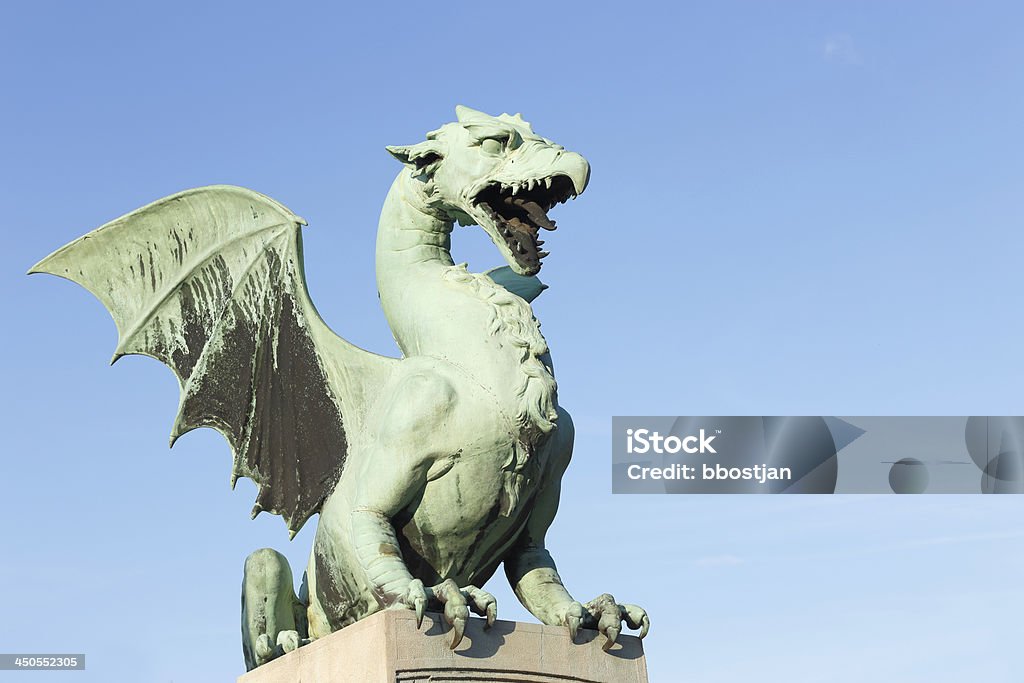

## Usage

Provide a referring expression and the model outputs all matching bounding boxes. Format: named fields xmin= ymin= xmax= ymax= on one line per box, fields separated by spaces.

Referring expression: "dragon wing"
xmin=30 ymin=185 xmax=396 ymax=536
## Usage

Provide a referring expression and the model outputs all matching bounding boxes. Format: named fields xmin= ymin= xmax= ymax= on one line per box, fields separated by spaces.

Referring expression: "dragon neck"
xmin=375 ymin=171 xmax=455 ymax=273
xmin=374 ymin=170 xmax=558 ymax=440
xmin=374 ymin=170 xmax=456 ymax=356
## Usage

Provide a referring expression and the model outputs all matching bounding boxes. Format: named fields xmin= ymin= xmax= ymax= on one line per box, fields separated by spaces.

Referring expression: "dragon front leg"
xmin=346 ymin=367 xmax=497 ymax=648
xmin=350 ymin=507 xmax=497 ymax=648
xmin=504 ymin=408 xmax=650 ymax=650
xmin=505 ymin=544 xmax=649 ymax=650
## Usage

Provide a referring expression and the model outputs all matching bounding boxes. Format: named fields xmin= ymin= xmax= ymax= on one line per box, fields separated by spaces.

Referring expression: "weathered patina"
xmin=31 ymin=106 xmax=649 ymax=670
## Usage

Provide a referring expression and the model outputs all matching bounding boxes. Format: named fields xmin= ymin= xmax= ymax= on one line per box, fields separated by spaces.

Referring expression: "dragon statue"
xmin=31 ymin=106 xmax=649 ymax=670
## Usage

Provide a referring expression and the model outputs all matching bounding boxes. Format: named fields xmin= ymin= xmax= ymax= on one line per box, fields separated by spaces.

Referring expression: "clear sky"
xmin=2 ymin=2 xmax=1022 ymax=681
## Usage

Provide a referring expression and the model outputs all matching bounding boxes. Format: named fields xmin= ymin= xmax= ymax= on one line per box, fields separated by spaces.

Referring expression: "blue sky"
xmin=2 ymin=2 xmax=1022 ymax=681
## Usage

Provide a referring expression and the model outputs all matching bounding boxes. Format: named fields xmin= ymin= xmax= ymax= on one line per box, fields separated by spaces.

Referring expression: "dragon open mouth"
xmin=473 ymin=174 xmax=578 ymax=274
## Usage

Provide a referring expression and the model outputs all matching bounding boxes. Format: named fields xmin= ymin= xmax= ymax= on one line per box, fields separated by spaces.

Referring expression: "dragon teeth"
xmin=544 ymin=177 xmax=552 ymax=189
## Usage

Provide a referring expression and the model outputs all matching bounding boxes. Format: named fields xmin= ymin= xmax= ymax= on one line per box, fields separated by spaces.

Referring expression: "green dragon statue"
xmin=31 ymin=106 xmax=649 ymax=670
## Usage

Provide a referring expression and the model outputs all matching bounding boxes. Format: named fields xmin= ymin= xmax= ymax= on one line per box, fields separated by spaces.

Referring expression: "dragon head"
xmin=387 ymin=105 xmax=590 ymax=276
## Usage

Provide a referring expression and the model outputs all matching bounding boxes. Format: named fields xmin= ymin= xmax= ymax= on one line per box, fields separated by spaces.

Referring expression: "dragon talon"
xmin=620 ymin=602 xmax=649 ymax=639
xmin=486 ymin=602 xmax=496 ymax=629
xmin=602 ymin=626 xmax=619 ymax=651
xmin=255 ymin=633 xmax=274 ymax=666
xmin=450 ymin=617 xmax=466 ymax=649
xmin=415 ymin=597 xmax=425 ymax=628
xmin=276 ymin=630 xmax=300 ymax=654
xmin=565 ymin=600 xmax=585 ymax=642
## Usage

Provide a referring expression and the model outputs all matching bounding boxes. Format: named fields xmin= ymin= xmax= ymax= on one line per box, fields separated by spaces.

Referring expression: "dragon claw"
xmin=575 ymin=595 xmax=649 ymax=651
xmin=564 ymin=601 xmax=584 ymax=642
xmin=277 ymin=630 xmax=299 ymax=653
xmin=485 ymin=602 xmax=497 ymax=629
xmin=415 ymin=580 xmax=491 ymax=649
xmin=602 ymin=625 xmax=619 ymax=651
xmin=449 ymin=615 xmax=467 ymax=649
xmin=567 ymin=614 xmax=580 ymax=641
xmin=622 ymin=603 xmax=650 ymax=639
xmin=404 ymin=578 xmax=428 ymax=629
xmin=255 ymin=633 xmax=274 ymax=666
xmin=639 ymin=614 xmax=650 ymax=639
xmin=415 ymin=597 xmax=425 ymax=628
xmin=252 ymin=629 xmax=306 ymax=668
xmin=464 ymin=586 xmax=498 ymax=629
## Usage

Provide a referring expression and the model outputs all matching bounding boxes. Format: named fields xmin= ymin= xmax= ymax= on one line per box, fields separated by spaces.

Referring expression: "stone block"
xmin=238 ymin=610 xmax=648 ymax=682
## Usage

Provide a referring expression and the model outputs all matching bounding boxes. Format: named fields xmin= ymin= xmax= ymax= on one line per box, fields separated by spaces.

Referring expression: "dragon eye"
xmin=481 ymin=138 xmax=504 ymax=155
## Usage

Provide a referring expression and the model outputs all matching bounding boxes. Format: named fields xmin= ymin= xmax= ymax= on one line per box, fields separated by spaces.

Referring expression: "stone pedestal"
xmin=238 ymin=610 xmax=648 ymax=682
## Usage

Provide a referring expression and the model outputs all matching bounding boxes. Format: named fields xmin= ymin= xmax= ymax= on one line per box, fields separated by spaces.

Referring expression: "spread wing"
xmin=31 ymin=185 xmax=396 ymax=536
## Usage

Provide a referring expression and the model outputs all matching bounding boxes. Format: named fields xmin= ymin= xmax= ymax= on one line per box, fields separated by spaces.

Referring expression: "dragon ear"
xmin=455 ymin=104 xmax=490 ymax=122
xmin=386 ymin=140 xmax=445 ymax=176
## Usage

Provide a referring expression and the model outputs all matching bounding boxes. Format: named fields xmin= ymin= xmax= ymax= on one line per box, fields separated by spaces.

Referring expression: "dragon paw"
xmin=557 ymin=594 xmax=649 ymax=651
xmin=402 ymin=578 xmax=497 ymax=649
xmin=254 ymin=630 xmax=308 ymax=667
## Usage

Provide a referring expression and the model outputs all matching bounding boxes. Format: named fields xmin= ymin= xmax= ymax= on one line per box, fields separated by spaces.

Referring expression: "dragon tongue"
xmin=518 ymin=199 xmax=557 ymax=231
xmin=501 ymin=195 xmax=557 ymax=231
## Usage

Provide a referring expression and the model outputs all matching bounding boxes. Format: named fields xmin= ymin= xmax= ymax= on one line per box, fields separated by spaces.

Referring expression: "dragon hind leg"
xmin=241 ymin=548 xmax=309 ymax=670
